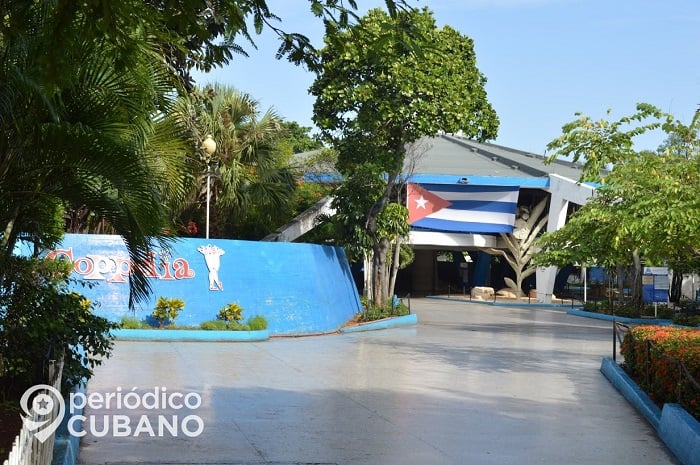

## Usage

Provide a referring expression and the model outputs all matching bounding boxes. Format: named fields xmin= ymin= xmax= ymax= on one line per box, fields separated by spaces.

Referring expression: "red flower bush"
xmin=621 ymin=325 xmax=700 ymax=420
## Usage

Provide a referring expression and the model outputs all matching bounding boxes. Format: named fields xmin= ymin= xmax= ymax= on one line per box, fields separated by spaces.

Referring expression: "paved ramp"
xmin=78 ymin=299 xmax=679 ymax=465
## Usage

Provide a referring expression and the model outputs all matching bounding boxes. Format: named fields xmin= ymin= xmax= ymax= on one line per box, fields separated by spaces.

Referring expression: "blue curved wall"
xmin=45 ymin=234 xmax=362 ymax=335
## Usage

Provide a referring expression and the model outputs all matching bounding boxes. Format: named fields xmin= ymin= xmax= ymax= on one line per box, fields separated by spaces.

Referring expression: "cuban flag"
xmin=407 ymin=183 xmax=519 ymax=234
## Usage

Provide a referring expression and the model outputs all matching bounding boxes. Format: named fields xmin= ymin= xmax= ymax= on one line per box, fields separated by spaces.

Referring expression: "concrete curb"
xmin=339 ymin=314 xmax=418 ymax=333
xmin=52 ymin=385 xmax=85 ymax=465
xmin=426 ymin=295 xmax=581 ymax=308
xmin=600 ymin=357 xmax=700 ymax=465
xmin=568 ymin=308 xmax=672 ymax=325
xmin=112 ymin=328 xmax=270 ymax=342
xmin=659 ymin=405 xmax=700 ymax=465
xmin=600 ymin=357 xmax=661 ymax=429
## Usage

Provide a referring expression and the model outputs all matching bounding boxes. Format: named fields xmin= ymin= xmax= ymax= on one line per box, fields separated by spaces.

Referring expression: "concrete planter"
xmin=112 ymin=328 xmax=270 ymax=342
xmin=601 ymin=357 xmax=700 ymax=465
xmin=339 ymin=313 xmax=418 ymax=333
xmin=568 ymin=308 xmax=672 ymax=325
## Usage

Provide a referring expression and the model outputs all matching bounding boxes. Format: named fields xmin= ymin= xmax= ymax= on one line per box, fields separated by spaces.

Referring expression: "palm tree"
xmin=170 ymin=85 xmax=296 ymax=239
xmin=0 ymin=4 xmax=189 ymax=305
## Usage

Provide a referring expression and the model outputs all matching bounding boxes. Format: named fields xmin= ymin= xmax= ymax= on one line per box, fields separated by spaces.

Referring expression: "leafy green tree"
xmin=545 ymin=103 xmax=672 ymax=182
xmin=0 ymin=0 xmax=414 ymax=402
xmin=0 ymin=257 xmax=117 ymax=399
xmin=0 ymin=1 xmax=412 ymax=91
xmin=310 ymin=7 xmax=498 ymax=305
xmin=0 ymin=5 xmax=190 ymax=305
xmin=170 ymin=84 xmax=296 ymax=239
xmin=275 ymin=121 xmax=324 ymax=160
xmin=538 ymin=104 xmax=700 ymax=305
xmin=0 ymin=0 xmax=412 ymax=297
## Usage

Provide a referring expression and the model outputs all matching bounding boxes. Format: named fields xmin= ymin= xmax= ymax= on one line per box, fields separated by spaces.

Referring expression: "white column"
xmin=536 ymin=193 xmax=569 ymax=303
xmin=536 ymin=174 xmax=596 ymax=303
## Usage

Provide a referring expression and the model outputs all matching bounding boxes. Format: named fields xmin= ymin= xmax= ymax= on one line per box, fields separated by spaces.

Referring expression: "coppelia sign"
xmin=45 ymin=248 xmax=196 ymax=283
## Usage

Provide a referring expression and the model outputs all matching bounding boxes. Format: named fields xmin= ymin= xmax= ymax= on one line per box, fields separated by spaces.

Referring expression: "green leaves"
xmin=152 ymin=296 xmax=185 ymax=328
xmin=311 ymin=6 xmax=497 ymax=303
xmin=539 ymin=103 xmax=700 ymax=286
xmin=0 ymin=257 xmax=117 ymax=397
xmin=545 ymin=103 xmax=671 ymax=182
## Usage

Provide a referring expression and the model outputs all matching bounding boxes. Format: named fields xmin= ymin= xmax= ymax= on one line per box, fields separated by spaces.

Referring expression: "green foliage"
xmin=377 ymin=203 xmax=410 ymax=241
xmin=0 ymin=0 xmax=188 ymax=306
xmin=582 ymin=301 xmax=674 ymax=319
xmin=546 ymin=103 xmax=673 ymax=182
xmin=119 ymin=316 xmax=151 ymax=329
xmin=246 ymin=315 xmax=268 ymax=330
xmin=276 ymin=121 xmax=324 ymax=160
xmin=217 ymin=302 xmax=244 ymax=326
xmin=200 ymin=314 xmax=267 ymax=331
xmin=170 ymin=85 xmax=297 ymax=239
xmin=621 ymin=325 xmax=700 ymax=420
xmin=152 ymin=297 xmax=185 ymax=328
xmin=0 ymin=257 xmax=117 ymax=399
xmin=536 ymin=152 xmax=700 ymax=271
xmin=311 ymin=8 xmax=498 ymax=148
xmin=200 ymin=320 xmax=229 ymax=331
xmin=357 ymin=297 xmax=409 ymax=322
xmin=292 ymin=182 xmax=335 ymax=216
xmin=674 ymin=300 xmax=700 ymax=327
xmin=0 ymin=1 xmax=411 ymax=92
xmin=310 ymin=7 xmax=498 ymax=304
xmin=674 ymin=314 xmax=700 ymax=328
xmin=537 ymin=105 xmax=700 ymax=295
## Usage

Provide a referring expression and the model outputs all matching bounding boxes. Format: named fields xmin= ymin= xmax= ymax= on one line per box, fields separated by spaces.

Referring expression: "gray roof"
xmin=407 ymin=135 xmax=584 ymax=181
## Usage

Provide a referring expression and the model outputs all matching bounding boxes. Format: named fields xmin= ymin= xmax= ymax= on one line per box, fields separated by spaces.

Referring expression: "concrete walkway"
xmin=77 ymin=298 xmax=679 ymax=465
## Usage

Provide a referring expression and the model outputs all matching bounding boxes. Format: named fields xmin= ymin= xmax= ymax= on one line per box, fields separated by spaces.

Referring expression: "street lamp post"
xmin=201 ymin=135 xmax=217 ymax=239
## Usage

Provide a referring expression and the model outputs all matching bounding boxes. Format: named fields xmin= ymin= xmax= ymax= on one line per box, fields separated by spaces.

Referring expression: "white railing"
xmin=3 ymin=359 xmax=64 ymax=465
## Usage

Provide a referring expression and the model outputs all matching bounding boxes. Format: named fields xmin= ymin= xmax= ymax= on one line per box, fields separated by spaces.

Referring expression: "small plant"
xmin=246 ymin=315 xmax=268 ymax=330
xmin=217 ymin=302 xmax=244 ymax=327
xmin=200 ymin=320 xmax=228 ymax=330
xmin=120 ymin=316 xmax=150 ymax=329
xmin=200 ymin=315 xmax=268 ymax=331
xmin=674 ymin=314 xmax=700 ymax=327
xmin=152 ymin=296 xmax=185 ymax=328
xmin=358 ymin=297 xmax=410 ymax=322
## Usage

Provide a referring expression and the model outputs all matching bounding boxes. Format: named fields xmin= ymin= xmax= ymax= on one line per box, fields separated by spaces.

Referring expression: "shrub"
xmin=0 ymin=257 xmax=116 ymax=398
xmin=674 ymin=314 xmax=700 ymax=327
xmin=583 ymin=301 xmax=674 ymax=319
xmin=120 ymin=316 xmax=149 ymax=329
xmin=200 ymin=316 xmax=267 ymax=331
xmin=620 ymin=325 xmax=700 ymax=420
xmin=357 ymin=297 xmax=409 ymax=322
xmin=247 ymin=315 xmax=268 ymax=330
xmin=152 ymin=296 xmax=185 ymax=328
xmin=217 ymin=302 xmax=244 ymax=327
xmin=200 ymin=320 xmax=228 ymax=331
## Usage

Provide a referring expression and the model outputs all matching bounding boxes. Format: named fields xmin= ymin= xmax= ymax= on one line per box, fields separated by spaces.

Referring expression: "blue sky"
xmin=193 ymin=0 xmax=700 ymax=155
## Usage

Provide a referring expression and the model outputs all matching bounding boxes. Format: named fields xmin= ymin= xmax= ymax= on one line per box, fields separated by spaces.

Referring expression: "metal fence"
xmin=3 ymin=358 xmax=64 ymax=465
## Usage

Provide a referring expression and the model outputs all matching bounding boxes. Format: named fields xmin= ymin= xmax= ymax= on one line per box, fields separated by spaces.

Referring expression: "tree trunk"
xmin=670 ymin=271 xmax=683 ymax=303
xmin=388 ymin=238 xmax=401 ymax=298
xmin=363 ymin=254 xmax=373 ymax=300
xmin=371 ymin=237 xmax=391 ymax=305
xmin=631 ymin=251 xmax=643 ymax=308
xmin=615 ymin=265 xmax=625 ymax=303
xmin=1 ymin=207 xmax=20 ymax=256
